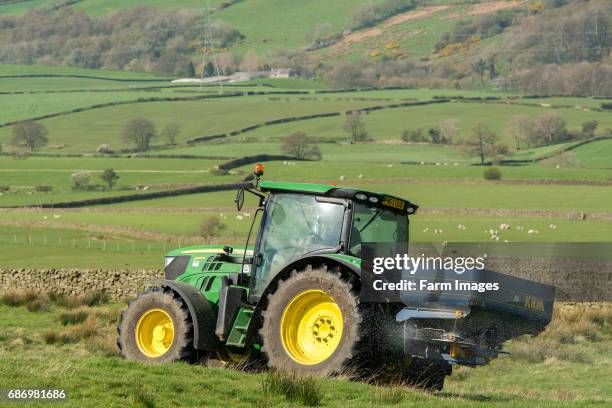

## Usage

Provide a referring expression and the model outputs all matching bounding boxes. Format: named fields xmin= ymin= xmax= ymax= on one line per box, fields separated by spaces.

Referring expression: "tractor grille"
xmin=164 ymin=256 xmax=190 ymax=280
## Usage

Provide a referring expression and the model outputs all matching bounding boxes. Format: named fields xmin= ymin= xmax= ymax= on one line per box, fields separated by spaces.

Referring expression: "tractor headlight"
xmin=355 ymin=193 xmax=367 ymax=201
xmin=164 ymin=257 xmax=176 ymax=268
xmin=368 ymin=196 xmax=379 ymax=204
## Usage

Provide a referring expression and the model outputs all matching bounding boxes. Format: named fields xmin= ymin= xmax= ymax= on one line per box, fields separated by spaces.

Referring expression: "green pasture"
xmin=96 ymin=182 xmax=612 ymax=212
xmin=213 ymin=0 xmax=388 ymax=54
xmin=0 ymin=226 xmax=162 ymax=269
xmin=0 ymin=64 xmax=164 ymax=79
xmin=570 ymin=139 xmax=612 ymax=169
xmin=1 ymin=211 xmax=610 ymax=249
xmin=155 ymin=100 xmax=612 ymax=152
xmin=0 ymin=77 xmax=180 ymax=92
xmin=359 ymin=182 xmax=612 ymax=212
xmin=0 ymin=89 xmax=204 ymax=124
xmin=0 ymin=96 xmax=395 ymax=152
xmin=234 ymin=160 xmax=612 ymax=180
xmin=0 ymin=188 xmax=173 ymax=207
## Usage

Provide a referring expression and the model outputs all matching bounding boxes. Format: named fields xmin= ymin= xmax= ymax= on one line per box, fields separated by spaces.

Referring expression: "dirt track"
xmin=443 ymin=1 xmax=527 ymax=20
xmin=334 ymin=6 xmax=449 ymax=48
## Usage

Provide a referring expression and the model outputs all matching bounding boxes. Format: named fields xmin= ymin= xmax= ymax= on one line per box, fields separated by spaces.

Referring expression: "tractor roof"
xmin=259 ymin=181 xmax=418 ymax=214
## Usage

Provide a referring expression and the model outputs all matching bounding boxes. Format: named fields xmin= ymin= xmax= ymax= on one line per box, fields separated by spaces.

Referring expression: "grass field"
xmin=0 ymin=300 xmax=609 ymax=407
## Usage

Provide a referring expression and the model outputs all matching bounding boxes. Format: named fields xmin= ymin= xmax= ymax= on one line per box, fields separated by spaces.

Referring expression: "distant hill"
xmin=0 ymin=0 xmax=609 ymax=95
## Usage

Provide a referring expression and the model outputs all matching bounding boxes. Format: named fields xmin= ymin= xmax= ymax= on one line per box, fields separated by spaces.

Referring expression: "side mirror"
xmin=235 ymin=187 xmax=245 ymax=211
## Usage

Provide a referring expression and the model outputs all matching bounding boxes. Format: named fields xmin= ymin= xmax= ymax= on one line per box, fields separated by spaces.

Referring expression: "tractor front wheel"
xmin=260 ymin=265 xmax=361 ymax=376
xmin=117 ymin=288 xmax=195 ymax=363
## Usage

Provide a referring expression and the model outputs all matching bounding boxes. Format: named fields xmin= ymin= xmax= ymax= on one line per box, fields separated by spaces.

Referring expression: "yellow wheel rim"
xmin=280 ymin=289 xmax=343 ymax=365
xmin=135 ymin=308 xmax=175 ymax=358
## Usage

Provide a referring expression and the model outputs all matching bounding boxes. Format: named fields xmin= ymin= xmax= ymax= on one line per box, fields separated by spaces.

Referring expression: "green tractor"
xmin=118 ymin=164 xmax=554 ymax=390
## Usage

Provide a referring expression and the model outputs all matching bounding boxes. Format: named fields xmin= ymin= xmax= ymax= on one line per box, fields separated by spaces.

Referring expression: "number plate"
xmin=382 ymin=196 xmax=406 ymax=210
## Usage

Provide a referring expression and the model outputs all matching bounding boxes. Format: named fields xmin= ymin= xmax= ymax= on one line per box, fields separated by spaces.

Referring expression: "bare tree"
xmin=344 ymin=112 xmax=368 ymax=143
xmin=71 ymin=171 xmax=92 ymax=190
xmin=472 ymin=58 xmax=487 ymax=85
xmin=462 ymin=123 xmax=499 ymax=164
xmin=11 ymin=121 xmax=49 ymax=151
xmin=216 ymin=52 xmax=237 ymax=75
xmin=535 ymin=112 xmax=567 ymax=146
xmin=438 ymin=119 xmax=460 ymax=143
xmin=506 ymin=114 xmax=532 ymax=149
xmin=161 ymin=123 xmax=181 ymax=145
xmin=281 ymin=131 xmax=322 ymax=160
xmin=123 ymin=118 xmax=156 ymax=151
xmin=199 ymin=217 xmax=226 ymax=240
xmin=239 ymin=49 xmax=262 ymax=72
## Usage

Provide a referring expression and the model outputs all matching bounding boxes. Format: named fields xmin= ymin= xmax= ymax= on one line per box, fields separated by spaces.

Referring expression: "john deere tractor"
xmin=118 ymin=164 xmax=554 ymax=390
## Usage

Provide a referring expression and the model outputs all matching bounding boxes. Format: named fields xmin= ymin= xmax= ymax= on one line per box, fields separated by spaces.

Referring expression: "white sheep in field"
xmin=528 ymin=229 xmax=539 ymax=234
xmin=500 ymin=223 xmax=511 ymax=230
xmin=549 ymin=224 xmax=557 ymax=229
xmin=236 ymin=215 xmax=243 ymax=220
xmin=339 ymin=175 xmax=345 ymax=181
xmin=423 ymin=228 xmax=429 ymax=233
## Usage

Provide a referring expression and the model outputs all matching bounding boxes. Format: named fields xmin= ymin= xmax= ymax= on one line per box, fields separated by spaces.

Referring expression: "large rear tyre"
xmin=260 ymin=265 xmax=361 ymax=376
xmin=117 ymin=288 xmax=195 ymax=363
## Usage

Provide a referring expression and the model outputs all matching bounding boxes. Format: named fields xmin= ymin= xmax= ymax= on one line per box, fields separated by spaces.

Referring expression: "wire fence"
xmin=0 ymin=233 xmax=183 ymax=254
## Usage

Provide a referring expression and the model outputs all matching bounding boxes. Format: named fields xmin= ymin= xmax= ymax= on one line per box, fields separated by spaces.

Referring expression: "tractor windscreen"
xmin=349 ymin=202 xmax=408 ymax=258
xmin=254 ymin=193 xmax=345 ymax=295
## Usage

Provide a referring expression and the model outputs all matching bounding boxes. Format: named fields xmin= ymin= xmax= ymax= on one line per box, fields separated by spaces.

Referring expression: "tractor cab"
xmin=246 ymin=180 xmax=417 ymax=300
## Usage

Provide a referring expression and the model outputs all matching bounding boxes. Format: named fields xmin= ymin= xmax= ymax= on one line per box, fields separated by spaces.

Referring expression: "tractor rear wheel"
xmin=260 ymin=265 xmax=361 ymax=376
xmin=117 ymin=288 xmax=195 ymax=363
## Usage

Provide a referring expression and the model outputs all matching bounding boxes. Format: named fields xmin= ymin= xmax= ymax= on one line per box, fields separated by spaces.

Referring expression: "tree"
xmin=71 ymin=171 xmax=92 ymax=190
xmin=281 ymin=131 xmax=322 ymax=160
xmin=472 ymin=58 xmax=487 ymax=84
xmin=199 ymin=216 xmax=226 ymax=240
xmin=216 ymin=52 xmax=237 ymax=75
xmin=203 ymin=61 xmax=216 ymax=77
xmin=462 ymin=123 xmax=499 ymax=164
xmin=239 ymin=49 xmax=262 ymax=72
xmin=100 ymin=169 xmax=119 ymax=190
xmin=344 ymin=112 xmax=368 ymax=143
xmin=486 ymin=55 xmax=497 ymax=79
xmin=438 ymin=119 xmax=460 ymax=143
xmin=535 ymin=112 xmax=567 ymax=146
xmin=123 ymin=118 xmax=156 ymax=151
xmin=161 ymin=123 xmax=182 ymax=145
xmin=11 ymin=121 xmax=49 ymax=151
xmin=581 ymin=120 xmax=598 ymax=138
xmin=506 ymin=115 xmax=533 ymax=149
xmin=401 ymin=128 xmax=426 ymax=142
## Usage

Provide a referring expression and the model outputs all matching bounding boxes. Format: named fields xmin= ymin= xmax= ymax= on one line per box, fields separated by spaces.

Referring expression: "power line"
xmin=200 ymin=0 xmax=223 ymax=93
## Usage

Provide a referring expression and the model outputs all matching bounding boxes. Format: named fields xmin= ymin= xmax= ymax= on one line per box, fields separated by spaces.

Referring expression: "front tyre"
xmin=117 ymin=288 xmax=195 ymax=363
xmin=261 ymin=265 xmax=361 ymax=376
